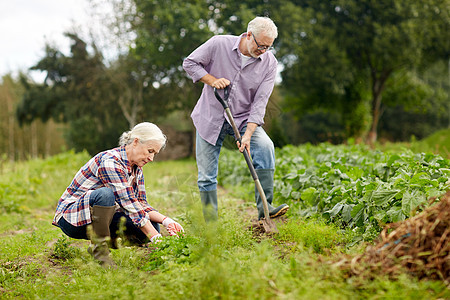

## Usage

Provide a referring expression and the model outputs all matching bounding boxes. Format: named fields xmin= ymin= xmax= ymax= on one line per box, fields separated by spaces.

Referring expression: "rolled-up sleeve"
xmin=183 ymin=36 xmax=218 ymax=83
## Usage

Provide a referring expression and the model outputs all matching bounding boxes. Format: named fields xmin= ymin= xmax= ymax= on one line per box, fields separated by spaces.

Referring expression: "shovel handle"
xmin=214 ymin=86 xmax=230 ymax=109
xmin=214 ymin=86 xmax=257 ymax=181
xmin=214 ymin=86 xmax=271 ymax=220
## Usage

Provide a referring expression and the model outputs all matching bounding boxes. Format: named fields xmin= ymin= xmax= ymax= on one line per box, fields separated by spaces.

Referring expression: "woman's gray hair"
xmin=119 ymin=122 xmax=167 ymax=148
xmin=247 ymin=17 xmax=278 ymax=40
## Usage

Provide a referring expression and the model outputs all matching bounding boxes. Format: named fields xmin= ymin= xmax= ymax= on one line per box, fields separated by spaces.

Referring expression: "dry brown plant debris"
xmin=337 ymin=190 xmax=449 ymax=285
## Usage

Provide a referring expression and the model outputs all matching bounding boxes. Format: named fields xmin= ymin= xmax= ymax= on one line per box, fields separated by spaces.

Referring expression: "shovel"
xmin=214 ymin=86 xmax=278 ymax=233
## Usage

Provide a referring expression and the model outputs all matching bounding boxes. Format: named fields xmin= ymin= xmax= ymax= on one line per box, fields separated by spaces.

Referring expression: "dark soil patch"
xmin=248 ymin=216 xmax=287 ymax=242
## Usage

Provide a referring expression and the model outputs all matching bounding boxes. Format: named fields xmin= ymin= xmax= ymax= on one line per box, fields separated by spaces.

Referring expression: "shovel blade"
xmin=261 ymin=218 xmax=278 ymax=233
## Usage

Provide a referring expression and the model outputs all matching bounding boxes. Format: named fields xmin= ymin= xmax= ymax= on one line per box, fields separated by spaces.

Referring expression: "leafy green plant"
xmin=52 ymin=235 xmax=81 ymax=260
xmin=219 ymin=143 xmax=450 ymax=241
xmin=142 ymin=235 xmax=199 ymax=271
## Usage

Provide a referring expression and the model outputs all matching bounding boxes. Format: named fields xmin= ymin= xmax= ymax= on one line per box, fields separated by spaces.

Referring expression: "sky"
xmin=0 ymin=0 xmax=91 ymax=80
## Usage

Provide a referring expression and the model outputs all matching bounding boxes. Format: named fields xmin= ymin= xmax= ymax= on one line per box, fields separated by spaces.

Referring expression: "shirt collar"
xmin=118 ymin=145 xmax=132 ymax=173
xmin=234 ymin=32 xmax=265 ymax=62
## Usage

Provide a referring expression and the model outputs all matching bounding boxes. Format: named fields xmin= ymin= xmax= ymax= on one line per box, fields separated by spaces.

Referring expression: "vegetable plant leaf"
xmin=301 ymin=187 xmax=318 ymax=206
xmin=402 ymin=190 xmax=426 ymax=216
xmin=372 ymin=190 xmax=399 ymax=206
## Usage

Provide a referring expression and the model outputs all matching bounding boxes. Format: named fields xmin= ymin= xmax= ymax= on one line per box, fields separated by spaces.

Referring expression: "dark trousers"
xmin=57 ymin=187 xmax=160 ymax=245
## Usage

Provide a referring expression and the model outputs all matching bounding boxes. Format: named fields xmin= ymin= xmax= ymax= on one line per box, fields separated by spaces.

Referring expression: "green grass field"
xmin=0 ymin=145 xmax=448 ymax=299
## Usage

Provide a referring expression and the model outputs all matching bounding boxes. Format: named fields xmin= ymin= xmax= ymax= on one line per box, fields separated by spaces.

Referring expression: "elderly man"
xmin=183 ymin=16 xmax=289 ymax=221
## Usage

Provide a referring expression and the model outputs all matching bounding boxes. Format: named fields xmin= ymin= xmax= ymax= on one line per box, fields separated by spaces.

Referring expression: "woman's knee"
xmin=57 ymin=217 xmax=88 ymax=239
xmin=89 ymin=187 xmax=116 ymax=207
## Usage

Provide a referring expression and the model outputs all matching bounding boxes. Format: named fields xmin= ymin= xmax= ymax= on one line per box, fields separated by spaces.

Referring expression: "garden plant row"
xmin=218 ymin=143 xmax=450 ymax=241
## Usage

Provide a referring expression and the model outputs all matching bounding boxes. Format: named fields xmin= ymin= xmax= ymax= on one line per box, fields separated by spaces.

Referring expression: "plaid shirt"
xmin=52 ymin=146 xmax=154 ymax=228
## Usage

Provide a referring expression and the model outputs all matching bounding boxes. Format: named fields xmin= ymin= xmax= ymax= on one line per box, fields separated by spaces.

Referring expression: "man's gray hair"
xmin=119 ymin=122 xmax=167 ymax=148
xmin=247 ymin=17 xmax=278 ymax=40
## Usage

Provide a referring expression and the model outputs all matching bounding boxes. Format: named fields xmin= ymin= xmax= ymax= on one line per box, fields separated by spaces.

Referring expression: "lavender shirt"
xmin=183 ymin=33 xmax=278 ymax=145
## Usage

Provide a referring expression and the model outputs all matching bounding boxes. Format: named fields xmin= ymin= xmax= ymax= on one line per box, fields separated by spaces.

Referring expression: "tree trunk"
xmin=45 ymin=122 xmax=51 ymax=158
xmin=6 ymin=91 xmax=14 ymax=162
xmin=31 ymin=122 xmax=38 ymax=158
xmin=117 ymin=81 xmax=144 ymax=129
xmin=367 ymin=90 xmax=382 ymax=144
xmin=367 ymin=69 xmax=392 ymax=145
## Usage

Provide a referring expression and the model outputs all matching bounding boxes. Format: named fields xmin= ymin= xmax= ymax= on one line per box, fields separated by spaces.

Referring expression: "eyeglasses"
xmin=251 ymin=33 xmax=274 ymax=51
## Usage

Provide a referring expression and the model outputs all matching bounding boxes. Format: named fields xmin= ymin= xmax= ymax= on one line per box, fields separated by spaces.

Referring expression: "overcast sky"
xmin=0 ymin=0 xmax=91 ymax=79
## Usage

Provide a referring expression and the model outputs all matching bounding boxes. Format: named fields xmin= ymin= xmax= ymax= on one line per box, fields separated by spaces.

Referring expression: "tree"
xmin=16 ymin=0 xmax=448 ymax=154
xmin=17 ymin=34 xmax=128 ymax=154
xmin=0 ymin=76 xmax=18 ymax=161
xmin=129 ymin=0 xmax=213 ymax=105
xmin=89 ymin=0 xmax=212 ymax=125
xmin=379 ymin=61 xmax=450 ymax=140
xmin=16 ymin=0 xmax=214 ymax=155
xmin=0 ymin=75 xmax=66 ymax=161
xmin=274 ymin=0 xmax=450 ymax=143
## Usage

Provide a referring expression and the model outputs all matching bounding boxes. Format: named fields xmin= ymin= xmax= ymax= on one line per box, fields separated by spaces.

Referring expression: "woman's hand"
xmin=150 ymin=233 xmax=163 ymax=243
xmin=162 ymin=217 xmax=184 ymax=236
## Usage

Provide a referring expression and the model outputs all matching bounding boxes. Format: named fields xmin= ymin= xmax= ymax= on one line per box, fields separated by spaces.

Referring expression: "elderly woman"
xmin=52 ymin=122 xmax=183 ymax=267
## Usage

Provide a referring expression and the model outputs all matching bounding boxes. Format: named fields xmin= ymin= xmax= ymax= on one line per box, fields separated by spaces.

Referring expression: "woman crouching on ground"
xmin=52 ymin=122 xmax=183 ymax=267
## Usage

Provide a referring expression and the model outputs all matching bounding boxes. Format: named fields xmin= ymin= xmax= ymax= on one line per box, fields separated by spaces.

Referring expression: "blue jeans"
xmin=196 ymin=121 xmax=275 ymax=192
xmin=57 ymin=187 xmax=160 ymax=243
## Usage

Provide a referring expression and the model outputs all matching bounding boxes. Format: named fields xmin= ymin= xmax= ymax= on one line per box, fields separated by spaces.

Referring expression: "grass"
xmin=0 ymin=150 xmax=448 ymax=299
xmin=378 ymin=128 xmax=450 ymax=158
xmin=275 ymin=218 xmax=352 ymax=255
